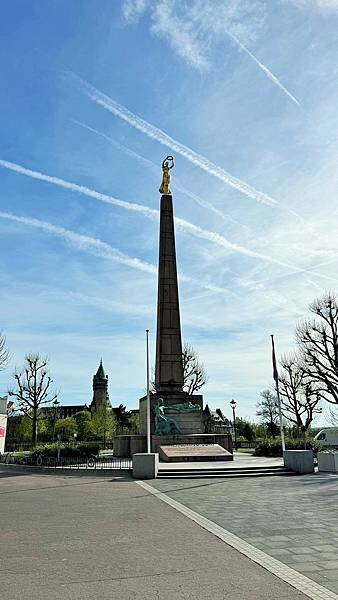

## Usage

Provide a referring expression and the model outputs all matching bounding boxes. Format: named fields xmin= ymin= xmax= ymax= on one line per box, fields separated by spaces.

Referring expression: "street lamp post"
xmin=52 ymin=398 xmax=60 ymax=443
xmin=146 ymin=329 xmax=151 ymax=454
xmin=230 ymin=399 xmax=237 ymax=451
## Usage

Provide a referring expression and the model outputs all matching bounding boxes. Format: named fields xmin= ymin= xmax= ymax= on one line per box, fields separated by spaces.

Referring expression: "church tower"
xmin=91 ymin=360 xmax=109 ymax=412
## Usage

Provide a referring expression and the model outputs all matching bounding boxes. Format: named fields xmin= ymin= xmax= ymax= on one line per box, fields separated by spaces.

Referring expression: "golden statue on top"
xmin=159 ymin=155 xmax=174 ymax=195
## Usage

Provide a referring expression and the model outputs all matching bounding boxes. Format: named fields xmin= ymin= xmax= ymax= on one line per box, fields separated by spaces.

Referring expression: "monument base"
xmin=159 ymin=444 xmax=232 ymax=462
xmin=113 ymin=433 xmax=233 ymax=459
xmin=152 ymin=433 xmax=232 ymax=455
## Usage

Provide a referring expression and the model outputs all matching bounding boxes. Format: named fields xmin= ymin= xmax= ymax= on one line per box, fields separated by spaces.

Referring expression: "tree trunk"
xmin=32 ymin=407 xmax=38 ymax=447
xmin=270 ymin=421 xmax=276 ymax=439
xmin=303 ymin=429 xmax=307 ymax=450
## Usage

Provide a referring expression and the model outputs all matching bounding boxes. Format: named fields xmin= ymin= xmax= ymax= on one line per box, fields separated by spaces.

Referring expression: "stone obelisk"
xmin=138 ymin=156 xmax=203 ymax=439
xmin=155 ymin=156 xmax=184 ymax=392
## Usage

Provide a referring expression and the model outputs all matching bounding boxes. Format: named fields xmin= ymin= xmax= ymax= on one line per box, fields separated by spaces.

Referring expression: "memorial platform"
xmin=159 ymin=443 xmax=233 ymax=462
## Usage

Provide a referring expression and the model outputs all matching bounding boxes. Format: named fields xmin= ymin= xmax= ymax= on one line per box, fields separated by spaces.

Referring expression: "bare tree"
xmin=8 ymin=354 xmax=57 ymax=447
xmin=278 ymin=353 xmax=321 ymax=448
xmin=296 ymin=292 xmax=338 ymax=405
xmin=257 ymin=389 xmax=279 ymax=438
xmin=0 ymin=331 xmax=10 ymax=371
xmin=182 ymin=343 xmax=208 ymax=394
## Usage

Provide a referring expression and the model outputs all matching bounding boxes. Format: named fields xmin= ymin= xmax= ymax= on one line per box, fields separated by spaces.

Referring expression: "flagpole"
xmin=146 ymin=329 xmax=151 ymax=454
xmin=271 ymin=334 xmax=285 ymax=453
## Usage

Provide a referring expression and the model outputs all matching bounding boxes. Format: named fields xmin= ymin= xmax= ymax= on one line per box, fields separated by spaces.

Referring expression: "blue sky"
xmin=1 ymin=0 xmax=338 ymax=423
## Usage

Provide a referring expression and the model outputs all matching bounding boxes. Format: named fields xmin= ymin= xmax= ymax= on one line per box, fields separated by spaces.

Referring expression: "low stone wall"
xmin=283 ymin=450 xmax=314 ymax=474
xmin=113 ymin=435 xmax=147 ymax=458
xmin=130 ymin=436 xmax=147 ymax=455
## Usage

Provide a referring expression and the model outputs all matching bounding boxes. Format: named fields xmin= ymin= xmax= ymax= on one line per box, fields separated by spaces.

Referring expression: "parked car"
xmin=314 ymin=429 xmax=338 ymax=446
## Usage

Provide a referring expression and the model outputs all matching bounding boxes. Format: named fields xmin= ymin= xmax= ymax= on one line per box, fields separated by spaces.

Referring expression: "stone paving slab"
xmin=0 ymin=470 xmax=309 ymax=600
xmin=151 ymin=472 xmax=338 ymax=595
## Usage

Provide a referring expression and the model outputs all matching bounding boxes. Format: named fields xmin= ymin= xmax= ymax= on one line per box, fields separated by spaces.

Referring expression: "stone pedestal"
xmin=317 ymin=451 xmax=338 ymax=473
xmin=283 ymin=450 xmax=314 ymax=474
xmin=132 ymin=453 xmax=159 ymax=479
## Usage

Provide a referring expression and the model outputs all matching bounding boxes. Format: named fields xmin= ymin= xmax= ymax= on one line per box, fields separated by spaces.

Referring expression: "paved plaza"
xmin=152 ymin=469 xmax=338 ymax=596
xmin=0 ymin=467 xmax=313 ymax=600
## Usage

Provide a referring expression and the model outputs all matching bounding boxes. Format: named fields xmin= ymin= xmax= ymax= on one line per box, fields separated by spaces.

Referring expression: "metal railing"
xmin=0 ymin=453 xmax=132 ymax=470
xmin=4 ymin=440 xmax=115 ymax=452
xmin=236 ymin=441 xmax=257 ymax=448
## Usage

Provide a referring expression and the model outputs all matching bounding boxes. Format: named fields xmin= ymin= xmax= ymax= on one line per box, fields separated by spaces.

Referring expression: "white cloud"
xmin=121 ymin=1 xmax=299 ymax=105
xmin=287 ymin=0 xmax=338 ymax=11
xmin=151 ymin=1 xmax=210 ymax=70
xmin=122 ymin=0 xmax=149 ymax=23
xmin=122 ymin=0 xmax=266 ymax=70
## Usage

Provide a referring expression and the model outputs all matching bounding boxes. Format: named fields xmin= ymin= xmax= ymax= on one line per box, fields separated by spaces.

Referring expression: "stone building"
xmin=203 ymin=405 xmax=231 ymax=434
xmin=90 ymin=360 xmax=110 ymax=412
xmin=44 ymin=360 xmax=110 ymax=418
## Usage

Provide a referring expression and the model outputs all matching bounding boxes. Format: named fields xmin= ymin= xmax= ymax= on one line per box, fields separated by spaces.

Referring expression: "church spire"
xmin=94 ymin=359 xmax=106 ymax=381
xmin=91 ymin=359 xmax=109 ymax=412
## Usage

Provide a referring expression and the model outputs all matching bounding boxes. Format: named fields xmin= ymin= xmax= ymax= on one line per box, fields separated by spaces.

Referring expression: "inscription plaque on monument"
xmin=159 ymin=444 xmax=233 ymax=463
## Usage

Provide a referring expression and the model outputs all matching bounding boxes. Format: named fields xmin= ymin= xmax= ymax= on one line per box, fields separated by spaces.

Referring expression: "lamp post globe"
xmin=230 ymin=399 xmax=238 ymax=451
xmin=52 ymin=398 xmax=60 ymax=443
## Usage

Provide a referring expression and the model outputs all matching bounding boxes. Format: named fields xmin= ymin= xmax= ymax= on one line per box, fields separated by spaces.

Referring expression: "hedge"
xmin=30 ymin=442 xmax=100 ymax=460
xmin=254 ymin=437 xmax=321 ymax=457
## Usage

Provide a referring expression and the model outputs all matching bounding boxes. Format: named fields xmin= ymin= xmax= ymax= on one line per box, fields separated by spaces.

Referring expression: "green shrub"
xmin=77 ymin=442 xmax=100 ymax=456
xmin=31 ymin=442 xmax=100 ymax=460
xmin=254 ymin=437 xmax=321 ymax=457
xmin=12 ymin=451 xmax=31 ymax=464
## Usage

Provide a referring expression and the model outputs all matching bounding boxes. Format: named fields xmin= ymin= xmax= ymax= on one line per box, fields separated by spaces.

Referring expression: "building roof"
xmin=94 ymin=359 xmax=107 ymax=380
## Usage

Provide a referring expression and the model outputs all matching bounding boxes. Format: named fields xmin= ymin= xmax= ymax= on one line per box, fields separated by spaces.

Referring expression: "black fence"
xmin=237 ymin=441 xmax=257 ymax=449
xmin=4 ymin=440 xmax=115 ymax=453
xmin=0 ymin=453 xmax=132 ymax=471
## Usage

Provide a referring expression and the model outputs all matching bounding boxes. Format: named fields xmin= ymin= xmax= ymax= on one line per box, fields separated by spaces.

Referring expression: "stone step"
xmin=158 ymin=464 xmax=286 ymax=473
xmin=157 ymin=467 xmax=296 ymax=478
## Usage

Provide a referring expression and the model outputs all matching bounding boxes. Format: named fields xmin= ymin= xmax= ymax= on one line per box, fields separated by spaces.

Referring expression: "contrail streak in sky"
xmin=0 ymin=211 xmax=157 ymax=274
xmin=73 ymin=119 xmax=248 ymax=229
xmin=0 ymin=158 xmax=326 ymax=278
xmin=69 ymin=73 xmax=279 ymax=207
xmin=227 ymin=31 xmax=300 ymax=107
xmin=0 ymin=211 xmax=233 ymax=296
xmin=0 ymin=158 xmax=158 ymax=220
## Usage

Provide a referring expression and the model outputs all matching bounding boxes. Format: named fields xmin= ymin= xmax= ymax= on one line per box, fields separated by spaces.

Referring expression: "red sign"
xmin=0 ymin=426 xmax=6 ymax=437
